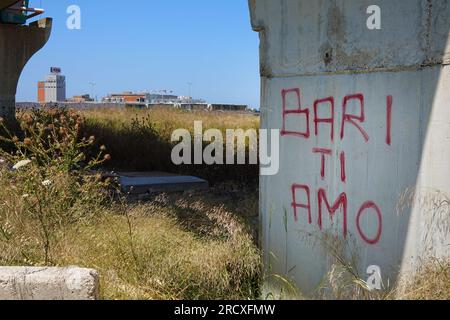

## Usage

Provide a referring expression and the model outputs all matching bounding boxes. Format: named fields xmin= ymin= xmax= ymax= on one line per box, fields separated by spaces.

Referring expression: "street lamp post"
xmin=88 ymin=82 xmax=96 ymax=102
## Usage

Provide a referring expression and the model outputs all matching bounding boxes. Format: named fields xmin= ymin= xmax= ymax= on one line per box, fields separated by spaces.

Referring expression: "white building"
xmin=40 ymin=68 xmax=66 ymax=103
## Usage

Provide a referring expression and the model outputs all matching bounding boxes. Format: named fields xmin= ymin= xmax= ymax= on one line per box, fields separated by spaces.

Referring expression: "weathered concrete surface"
xmin=250 ymin=0 xmax=450 ymax=296
xmin=0 ymin=267 xmax=99 ymax=300
xmin=0 ymin=18 xmax=52 ymax=124
xmin=249 ymin=0 xmax=450 ymax=77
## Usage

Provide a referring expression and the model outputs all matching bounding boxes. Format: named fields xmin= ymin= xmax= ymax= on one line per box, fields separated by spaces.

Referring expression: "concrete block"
xmin=0 ymin=267 xmax=99 ymax=300
xmin=118 ymin=172 xmax=209 ymax=195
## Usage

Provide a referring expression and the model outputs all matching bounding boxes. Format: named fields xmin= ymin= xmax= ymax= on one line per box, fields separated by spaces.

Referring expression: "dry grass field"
xmin=80 ymin=107 xmax=260 ymax=185
xmin=0 ymin=107 xmax=261 ymax=300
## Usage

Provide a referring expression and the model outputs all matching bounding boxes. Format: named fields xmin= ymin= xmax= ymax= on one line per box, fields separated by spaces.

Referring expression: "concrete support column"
xmin=249 ymin=0 xmax=450 ymax=296
xmin=0 ymin=18 xmax=52 ymax=124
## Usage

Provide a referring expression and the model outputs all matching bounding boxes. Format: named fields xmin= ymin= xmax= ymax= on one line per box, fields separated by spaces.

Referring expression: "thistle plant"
xmin=0 ymin=108 xmax=111 ymax=265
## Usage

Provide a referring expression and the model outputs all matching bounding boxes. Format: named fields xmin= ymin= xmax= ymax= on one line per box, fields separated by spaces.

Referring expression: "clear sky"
xmin=17 ymin=0 xmax=260 ymax=108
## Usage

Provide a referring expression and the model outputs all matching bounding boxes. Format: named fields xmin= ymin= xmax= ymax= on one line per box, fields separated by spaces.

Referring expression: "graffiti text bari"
xmin=171 ymin=121 xmax=280 ymax=176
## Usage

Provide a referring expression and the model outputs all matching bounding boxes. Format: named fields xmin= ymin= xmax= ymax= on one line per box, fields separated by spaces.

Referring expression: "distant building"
xmin=37 ymin=67 xmax=66 ymax=103
xmin=207 ymin=104 xmax=248 ymax=112
xmin=68 ymin=94 xmax=94 ymax=103
xmin=37 ymin=81 xmax=45 ymax=103
xmin=175 ymin=103 xmax=248 ymax=112
xmin=103 ymin=92 xmax=147 ymax=103
xmin=174 ymin=103 xmax=209 ymax=111
xmin=147 ymin=93 xmax=179 ymax=104
xmin=101 ymin=91 xmax=246 ymax=112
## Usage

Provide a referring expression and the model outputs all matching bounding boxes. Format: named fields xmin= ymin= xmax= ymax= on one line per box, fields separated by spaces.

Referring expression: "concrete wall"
xmin=0 ymin=267 xmax=99 ymax=300
xmin=250 ymin=0 xmax=450 ymax=295
xmin=0 ymin=18 xmax=52 ymax=124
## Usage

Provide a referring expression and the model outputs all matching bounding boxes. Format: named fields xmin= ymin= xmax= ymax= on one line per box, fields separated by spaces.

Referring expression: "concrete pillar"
xmin=0 ymin=17 xmax=52 ymax=125
xmin=249 ymin=0 xmax=450 ymax=296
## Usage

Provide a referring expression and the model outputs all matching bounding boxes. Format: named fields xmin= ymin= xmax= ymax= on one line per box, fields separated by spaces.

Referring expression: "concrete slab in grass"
xmin=118 ymin=172 xmax=209 ymax=195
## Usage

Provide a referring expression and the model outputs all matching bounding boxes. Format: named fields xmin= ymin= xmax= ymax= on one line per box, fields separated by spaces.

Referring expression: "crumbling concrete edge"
xmin=0 ymin=266 xmax=100 ymax=300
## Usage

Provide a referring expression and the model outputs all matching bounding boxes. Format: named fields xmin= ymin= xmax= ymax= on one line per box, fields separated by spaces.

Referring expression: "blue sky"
xmin=17 ymin=0 xmax=260 ymax=108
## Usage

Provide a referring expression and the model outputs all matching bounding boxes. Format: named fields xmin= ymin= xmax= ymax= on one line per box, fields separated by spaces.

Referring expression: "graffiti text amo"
xmin=282 ymin=88 xmax=393 ymax=245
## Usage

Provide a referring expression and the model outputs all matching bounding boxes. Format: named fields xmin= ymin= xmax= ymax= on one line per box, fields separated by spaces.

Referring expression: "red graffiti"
xmin=340 ymin=151 xmax=346 ymax=183
xmin=314 ymin=97 xmax=335 ymax=141
xmin=283 ymin=88 xmax=389 ymax=246
xmin=312 ymin=148 xmax=347 ymax=183
xmin=356 ymin=202 xmax=383 ymax=245
xmin=291 ymin=184 xmax=312 ymax=224
xmin=291 ymin=184 xmax=383 ymax=245
xmin=280 ymin=89 xmax=394 ymax=143
xmin=318 ymin=189 xmax=348 ymax=238
xmin=386 ymin=95 xmax=393 ymax=146
xmin=313 ymin=148 xmax=332 ymax=180
xmin=281 ymin=88 xmax=310 ymax=138
xmin=341 ymin=94 xmax=369 ymax=142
